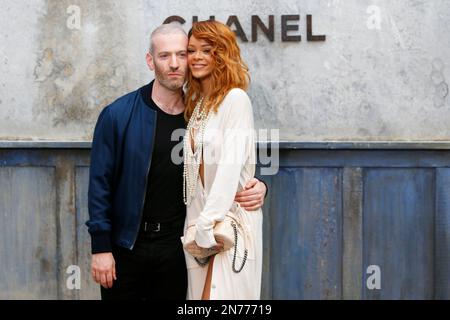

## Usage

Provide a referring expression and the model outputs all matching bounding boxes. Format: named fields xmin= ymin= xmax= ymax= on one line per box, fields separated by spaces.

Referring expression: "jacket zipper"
xmin=130 ymin=110 xmax=157 ymax=249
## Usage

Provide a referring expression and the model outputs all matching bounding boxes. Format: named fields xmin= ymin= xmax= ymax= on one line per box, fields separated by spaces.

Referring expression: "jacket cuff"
xmin=90 ymin=232 xmax=112 ymax=254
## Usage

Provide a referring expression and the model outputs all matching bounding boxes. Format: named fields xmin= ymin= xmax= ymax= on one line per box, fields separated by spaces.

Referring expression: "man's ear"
xmin=146 ymin=52 xmax=155 ymax=71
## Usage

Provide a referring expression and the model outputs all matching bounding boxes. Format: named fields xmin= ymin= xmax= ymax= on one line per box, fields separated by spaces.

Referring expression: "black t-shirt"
xmin=141 ymin=81 xmax=186 ymax=223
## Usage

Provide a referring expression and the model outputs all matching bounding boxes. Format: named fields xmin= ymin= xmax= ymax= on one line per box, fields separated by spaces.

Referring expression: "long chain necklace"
xmin=183 ymin=97 xmax=212 ymax=205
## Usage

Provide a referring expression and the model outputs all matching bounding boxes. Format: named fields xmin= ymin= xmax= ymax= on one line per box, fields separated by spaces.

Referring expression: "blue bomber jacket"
xmin=86 ymin=85 xmax=158 ymax=253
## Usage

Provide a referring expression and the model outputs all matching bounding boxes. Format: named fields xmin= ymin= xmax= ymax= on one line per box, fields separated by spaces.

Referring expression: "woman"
xmin=182 ymin=21 xmax=262 ymax=300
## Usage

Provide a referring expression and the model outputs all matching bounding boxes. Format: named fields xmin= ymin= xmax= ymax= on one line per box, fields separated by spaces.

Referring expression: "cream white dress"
xmin=182 ymin=88 xmax=263 ymax=300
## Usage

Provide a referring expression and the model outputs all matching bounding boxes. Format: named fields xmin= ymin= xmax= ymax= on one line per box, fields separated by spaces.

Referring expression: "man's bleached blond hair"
xmin=149 ymin=23 xmax=187 ymax=54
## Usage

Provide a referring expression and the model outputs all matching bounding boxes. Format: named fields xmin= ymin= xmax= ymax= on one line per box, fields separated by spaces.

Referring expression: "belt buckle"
xmin=144 ymin=222 xmax=161 ymax=232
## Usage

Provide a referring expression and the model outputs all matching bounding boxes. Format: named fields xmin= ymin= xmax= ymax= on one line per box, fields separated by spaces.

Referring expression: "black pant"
xmin=101 ymin=224 xmax=187 ymax=300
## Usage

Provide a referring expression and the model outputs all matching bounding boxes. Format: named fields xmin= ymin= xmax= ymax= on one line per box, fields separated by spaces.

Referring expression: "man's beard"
xmin=155 ymin=68 xmax=185 ymax=91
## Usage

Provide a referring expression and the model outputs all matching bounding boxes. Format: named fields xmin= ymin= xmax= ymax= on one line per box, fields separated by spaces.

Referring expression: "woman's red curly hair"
xmin=184 ymin=20 xmax=250 ymax=121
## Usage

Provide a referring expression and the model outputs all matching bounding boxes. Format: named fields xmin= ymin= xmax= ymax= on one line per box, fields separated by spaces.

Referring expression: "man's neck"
xmin=151 ymin=80 xmax=185 ymax=115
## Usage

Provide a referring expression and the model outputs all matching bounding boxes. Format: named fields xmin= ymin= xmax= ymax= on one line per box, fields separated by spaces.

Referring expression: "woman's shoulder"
xmin=224 ymin=88 xmax=250 ymax=102
xmin=216 ymin=88 xmax=253 ymax=125
xmin=221 ymin=88 xmax=252 ymax=111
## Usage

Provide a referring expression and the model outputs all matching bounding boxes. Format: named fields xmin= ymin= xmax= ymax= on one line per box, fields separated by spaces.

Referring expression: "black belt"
xmin=139 ymin=219 xmax=184 ymax=233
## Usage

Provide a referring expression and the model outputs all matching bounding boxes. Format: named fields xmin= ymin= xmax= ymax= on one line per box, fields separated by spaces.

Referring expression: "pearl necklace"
xmin=183 ymin=97 xmax=212 ymax=205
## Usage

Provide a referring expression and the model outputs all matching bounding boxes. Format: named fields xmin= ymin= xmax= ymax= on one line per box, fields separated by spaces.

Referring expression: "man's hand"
xmin=91 ymin=252 xmax=117 ymax=289
xmin=235 ymin=178 xmax=267 ymax=211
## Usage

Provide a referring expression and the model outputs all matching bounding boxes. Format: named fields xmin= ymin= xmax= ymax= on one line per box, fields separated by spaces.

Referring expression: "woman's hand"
xmin=234 ymin=178 xmax=267 ymax=211
xmin=211 ymin=240 xmax=224 ymax=252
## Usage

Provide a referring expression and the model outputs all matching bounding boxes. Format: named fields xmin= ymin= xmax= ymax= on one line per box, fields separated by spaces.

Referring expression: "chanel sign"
xmin=163 ymin=15 xmax=326 ymax=42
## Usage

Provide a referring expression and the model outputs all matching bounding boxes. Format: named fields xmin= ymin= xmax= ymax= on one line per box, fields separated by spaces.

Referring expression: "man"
xmin=86 ymin=24 xmax=267 ymax=300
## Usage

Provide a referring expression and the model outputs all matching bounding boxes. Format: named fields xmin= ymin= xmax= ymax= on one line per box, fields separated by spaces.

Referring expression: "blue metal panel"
xmin=279 ymin=149 xmax=450 ymax=168
xmin=362 ymin=169 xmax=435 ymax=299
xmin=0 ymin=167 xmax=58 ymax=299
xmin=435 ymin=169 xmax=450 ymax=299
xmin=0 ymin=144 xmax=449 ymax=300
xmin=270 ymin=167 xmax=343 ymax=299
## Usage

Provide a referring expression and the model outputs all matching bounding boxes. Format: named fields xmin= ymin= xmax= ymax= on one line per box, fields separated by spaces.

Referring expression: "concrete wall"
xmin=1 ymin=0 xmax=449 ymax=142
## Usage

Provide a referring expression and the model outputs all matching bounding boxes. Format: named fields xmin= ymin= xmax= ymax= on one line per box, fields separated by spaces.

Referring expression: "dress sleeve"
xmin=195 ymin=89 xmax=255 ymax=248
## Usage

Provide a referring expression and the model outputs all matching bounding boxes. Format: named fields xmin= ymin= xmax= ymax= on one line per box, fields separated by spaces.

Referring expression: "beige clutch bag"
xmin=181 ymin=204 xmax=249 ymax=272
xmin=182 ymin=212 xmax=238 ymax=259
